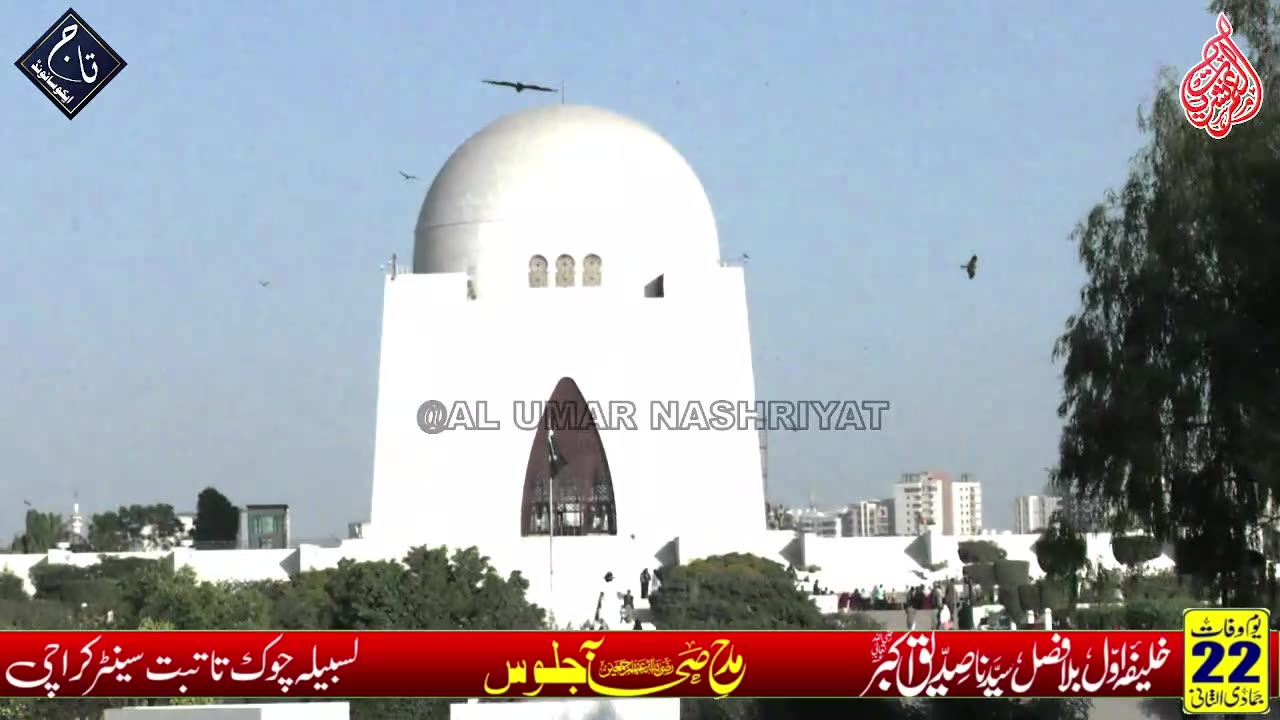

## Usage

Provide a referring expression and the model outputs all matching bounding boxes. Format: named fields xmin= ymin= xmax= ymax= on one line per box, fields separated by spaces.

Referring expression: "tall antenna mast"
xmin=560 ymin=80 xmax=565 ymax=105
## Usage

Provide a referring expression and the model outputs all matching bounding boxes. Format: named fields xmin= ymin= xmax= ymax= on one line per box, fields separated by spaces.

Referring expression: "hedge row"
xmin=961 ymin=560 xmax=1030 ymax=589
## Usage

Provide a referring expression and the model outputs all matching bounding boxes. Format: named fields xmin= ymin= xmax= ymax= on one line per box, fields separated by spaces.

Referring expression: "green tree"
xmin=1052 ymin=0 xmax=1280 ymax=606
xmin=1111 ymin=535 xmax=1162 ymax=569
xmin=1033 ymin=511 xmax=1087 ymax=607
xmin=657 ymin=554 xmax=1090 ymax=720
xmin=193 ymin=487 xmax=240 ymax=547
xmin=957 ymin=540 xmax=1006 ymax=564
xmin=650 ymin=553 xmax=828 ymax=630
xmin=0 ymin=699 xmax=33 ymax=720
xmin=11 ymin=509 xmax=66 ymax=553
xmin=327 ymin=546 xmax=544 ymax=720
xmin=0 ymin=570 xmax=25 ymax=601
xmin=650 ymin=554 xmax=913 ymax=720
xmin=92 ymin=504 xmax=185 ymax=551
xmin=88 ymin=511 xmax=129 ymax=552
xmin=138 ymin=618 xmax=217 ymax=705
xmin=122 ymin=566 xmax=271 ymax=630
xmin=262 ymin=570 xmax=336 ymax=629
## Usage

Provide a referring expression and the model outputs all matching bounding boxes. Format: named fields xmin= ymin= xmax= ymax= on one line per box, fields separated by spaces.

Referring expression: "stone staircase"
xmin=631 ymin=595 xmax=656 ymax=631
xmin=539 ymin=582 xmax=657 ymax=631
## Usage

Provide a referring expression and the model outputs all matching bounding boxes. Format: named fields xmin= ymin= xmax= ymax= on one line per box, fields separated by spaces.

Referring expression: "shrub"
xmin=1034 ymin=515 xmax=1088 ymax=579
xmin=958 ymin=540 xmax=1006 ymax=564
xmin=998 ymin=585 xmax=1023 ymax=620
xmin=1017 ymin=584 xmax=1042 ymax=615
xmin=962 ymin=562 xmax=996 ymax=587
xmin=0 ymin=572 xmax=26 ymax=601
xmin=1064 ymin=594 xmax=1182 ymax=627
xmin=1069 ymin=598 xmax=1191 ymax=630
xmin=1111 ymin=535 xmax=1162 ymax=567
xmin=994 ymin=559 xmax=1030 ymax=588
xmin=1038 ymin=578 xmax=1069 ymax=612
xmin=1123 ymin=573 xmax=1188 ymax=601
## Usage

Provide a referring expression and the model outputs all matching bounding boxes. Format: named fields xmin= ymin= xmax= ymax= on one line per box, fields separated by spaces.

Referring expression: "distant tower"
xmin=69 ymin=493 xmax=84 ymax=538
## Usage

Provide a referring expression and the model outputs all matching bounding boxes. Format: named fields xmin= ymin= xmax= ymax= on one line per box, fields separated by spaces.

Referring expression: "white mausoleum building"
xmin=367 ymin=104 xmax=768 ymax=614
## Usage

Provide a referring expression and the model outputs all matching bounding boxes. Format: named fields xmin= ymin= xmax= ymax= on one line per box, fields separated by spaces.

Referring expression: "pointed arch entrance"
xmin=520 ymin=377 xmax=618 ymax=536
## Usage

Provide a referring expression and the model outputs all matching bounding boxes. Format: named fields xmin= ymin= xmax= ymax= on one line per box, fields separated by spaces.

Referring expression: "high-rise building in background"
xmin=840 ymin=499 xmax=895 ymax=536
xmin=796 ymin=509 xmax=840 ymax=537
xmin=1013 ymin=494 xmax=1060 ymax=534
xmin=892 ymin=471 xmax=983 ymax=536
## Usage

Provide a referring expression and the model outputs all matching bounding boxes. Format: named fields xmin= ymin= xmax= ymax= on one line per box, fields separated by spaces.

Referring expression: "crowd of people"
xmin=832 ymin=578 xmax=984 ymax=631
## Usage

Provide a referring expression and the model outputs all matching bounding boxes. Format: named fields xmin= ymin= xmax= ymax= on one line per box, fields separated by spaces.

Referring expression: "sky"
xmin=0 ymin=1 xmax=1229 ymax=540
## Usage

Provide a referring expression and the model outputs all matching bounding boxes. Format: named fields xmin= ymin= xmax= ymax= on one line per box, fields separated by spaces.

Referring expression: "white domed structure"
xmin=413 ymin=105 xmax=719 ymax=297
xmin=369 ymin=104 xmax=767 ymax=620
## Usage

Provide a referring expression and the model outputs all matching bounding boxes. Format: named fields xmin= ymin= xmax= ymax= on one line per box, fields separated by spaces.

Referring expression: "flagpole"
xmin=549 ymin=468 xmax=555 ymax=594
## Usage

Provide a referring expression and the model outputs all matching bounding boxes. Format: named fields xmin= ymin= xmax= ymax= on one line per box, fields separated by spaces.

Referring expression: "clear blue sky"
xmin=0 ymin=1 xmax=1224 ymax=539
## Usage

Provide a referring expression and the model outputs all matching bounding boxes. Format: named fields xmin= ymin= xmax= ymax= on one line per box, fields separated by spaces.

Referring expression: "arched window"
xmin=555 ymin=255 xmax=575 ymax=287
xmin=529 ymin=255 xmax=548 ymax=288
xmin=583 ymin=254 xmax=602 ymax=286
xmin=521 ymin=377 xmax=617 ymax=537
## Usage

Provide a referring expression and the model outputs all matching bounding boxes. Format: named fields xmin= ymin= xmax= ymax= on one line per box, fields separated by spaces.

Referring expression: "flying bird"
xmin=398 ymin=171 xmax=418 ymax=181
xmin=258 ymin=280 xmax=271 ymax=287
xmin=482 ymin=79 xmax=558 ymax=94
xmin=962 ymin=255 xmax=978 ymax=279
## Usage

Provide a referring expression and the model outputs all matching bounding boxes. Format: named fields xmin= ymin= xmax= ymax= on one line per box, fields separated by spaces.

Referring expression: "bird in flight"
xmin=258 ymin=280 xmax=271 ymax=287
xmin=962 ymin=255 xmax=978 ymax=279
xmin=482 ymin=79 xmax=558 ymax=94
xmin=398 ymin=171 xmax=418 ymax=181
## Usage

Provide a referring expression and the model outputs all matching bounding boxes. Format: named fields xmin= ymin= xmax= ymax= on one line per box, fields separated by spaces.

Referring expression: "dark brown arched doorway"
xmin=520 ymin=377 xmax=618 ymax=536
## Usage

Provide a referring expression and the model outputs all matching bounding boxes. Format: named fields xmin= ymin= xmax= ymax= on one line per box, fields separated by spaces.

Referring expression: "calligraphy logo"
xmin=14 ymin=8 xmax=126 ymax=120
xmin=1182 ymin=607 xmax=1270 ymax=715
xmin=1179 ymin=13 xmax=1264 ymax=140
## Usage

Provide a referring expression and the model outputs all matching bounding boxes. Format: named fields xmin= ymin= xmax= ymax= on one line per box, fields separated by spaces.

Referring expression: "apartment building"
xmin=796 ymin=509 xmax=840 ymax=538
xmin=839 ymin=499 xmax=895 ymax=536
xmin=893 ymin=471 xmax=983 ymax=536
xmin=1013 ymin=494 xmax=1060 ymax=534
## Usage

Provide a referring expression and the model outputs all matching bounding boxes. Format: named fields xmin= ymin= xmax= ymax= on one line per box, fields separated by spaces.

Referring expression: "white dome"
xmin=413 ymin=105 xmax=720 ymax=290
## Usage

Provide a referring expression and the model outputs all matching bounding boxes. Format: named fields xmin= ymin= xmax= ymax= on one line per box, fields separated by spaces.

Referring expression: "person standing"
xmin=640 ymin=568 xmax=651 ymax=599
xmin=622 ymin=589 xmax=635 ymax=624
xmin=596 ymin=572 xmax=618 ymax=630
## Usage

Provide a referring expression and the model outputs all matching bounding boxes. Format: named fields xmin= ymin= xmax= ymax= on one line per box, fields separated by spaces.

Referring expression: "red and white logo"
xmin=1180 ymin=13 xmax=1264 ymax=139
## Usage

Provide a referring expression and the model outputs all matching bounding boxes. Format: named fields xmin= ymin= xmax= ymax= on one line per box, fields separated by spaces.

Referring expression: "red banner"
xmin=0 ymin=630 xmax=1252 ymax=699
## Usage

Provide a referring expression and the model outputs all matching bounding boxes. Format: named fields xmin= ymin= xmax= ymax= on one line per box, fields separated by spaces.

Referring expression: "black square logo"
xmin=14 ymin=8 xmax=126 ymax=120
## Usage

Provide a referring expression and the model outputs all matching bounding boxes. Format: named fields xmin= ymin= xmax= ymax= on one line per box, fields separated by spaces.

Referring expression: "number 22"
xmin=1191 ymin=641 xmax=1262 ymax=683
